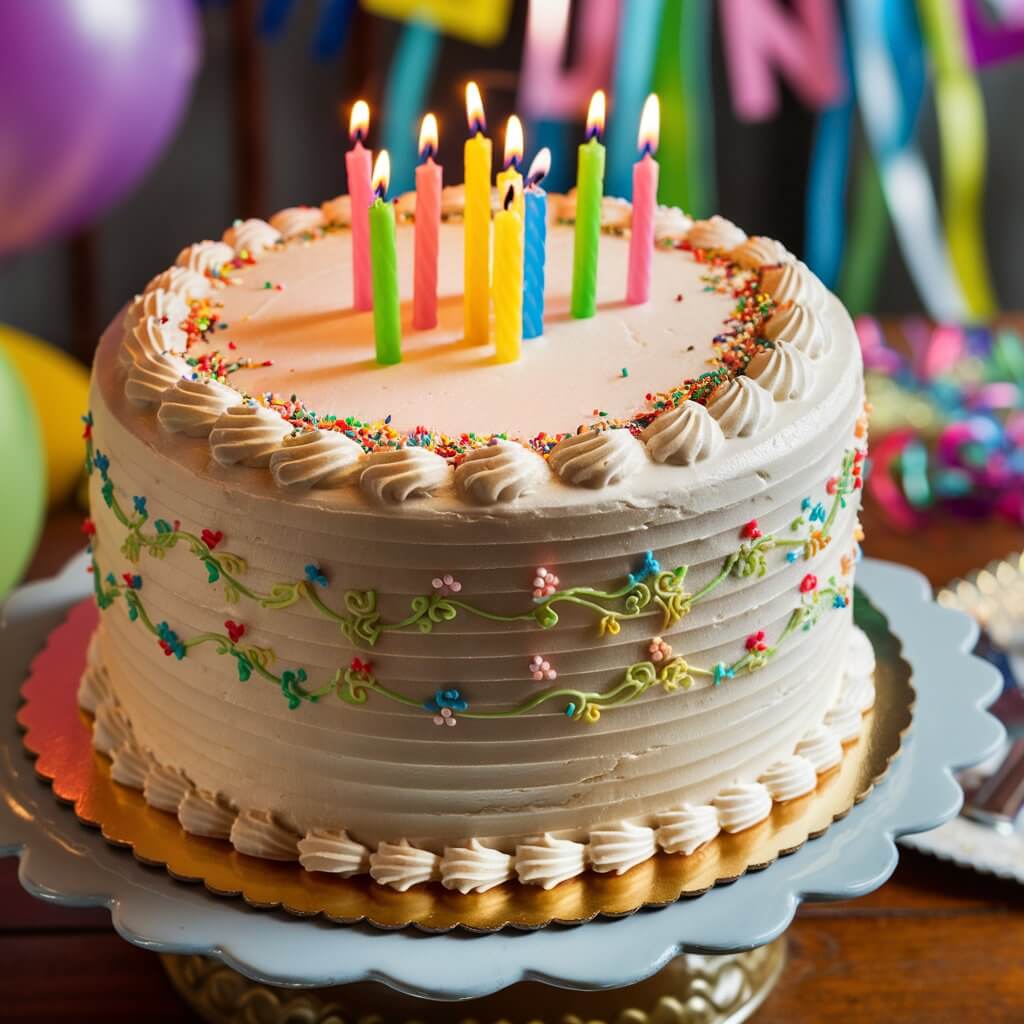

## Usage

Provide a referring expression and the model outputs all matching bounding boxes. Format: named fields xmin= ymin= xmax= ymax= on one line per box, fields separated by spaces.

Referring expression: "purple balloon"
xmin=0 ymin=0 xmax=200 ymax=258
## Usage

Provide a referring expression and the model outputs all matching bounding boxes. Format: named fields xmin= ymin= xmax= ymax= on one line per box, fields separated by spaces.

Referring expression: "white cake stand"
xmin=0 ymin=555 xmax=1004 ymax=1021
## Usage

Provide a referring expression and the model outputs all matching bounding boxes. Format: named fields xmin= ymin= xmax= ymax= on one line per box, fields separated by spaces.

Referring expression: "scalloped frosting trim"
xmin=81 ymin=626 xmax=875 ymax=891
xmin=114 ymin=191 xmax=834 ymax=506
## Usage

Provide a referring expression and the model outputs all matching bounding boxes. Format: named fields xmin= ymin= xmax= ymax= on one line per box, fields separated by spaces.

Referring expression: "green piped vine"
xmin=82 ymin=413 xmax=862 ymax=722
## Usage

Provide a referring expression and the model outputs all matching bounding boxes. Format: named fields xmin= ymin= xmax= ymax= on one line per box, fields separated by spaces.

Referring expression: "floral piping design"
xmin=84 ymin=421 xmax=861 ymax=722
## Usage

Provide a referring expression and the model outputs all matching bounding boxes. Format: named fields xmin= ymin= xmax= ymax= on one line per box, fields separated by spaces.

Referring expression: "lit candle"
xmin=463 ymin=82 xmax=492 ymax=345
xmin=346 ymin=100 xmax=374 ymax=312
xmin=627 ymin=94 xmax=660 ymax=306
xmin=368 ymin=151 xmax=401 ymax=366
xmin=495 ymin=115 xmax=525 ymax=222
xmin=523 ymin=147 xmax=551 ymax=341
xmin=571 ymin=90 xmax=606 ymax=319
xmin=493 ymin=184 xmax=523 ymax=364
xmin=413 ymin=113 xmax=442 ymax=331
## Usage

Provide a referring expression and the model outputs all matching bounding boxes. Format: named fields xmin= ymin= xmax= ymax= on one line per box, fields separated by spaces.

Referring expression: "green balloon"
xmin=0 ymin=342 xmax=46 ymax=596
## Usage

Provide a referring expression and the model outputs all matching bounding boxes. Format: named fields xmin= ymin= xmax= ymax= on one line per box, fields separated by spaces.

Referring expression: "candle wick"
xmin=503 ymin=183 xmax=516 ymax=210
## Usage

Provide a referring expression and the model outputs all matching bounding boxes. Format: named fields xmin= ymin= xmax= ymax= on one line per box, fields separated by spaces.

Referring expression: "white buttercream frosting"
xmin=746 ymin=342 xmax=813 ymax=401
xmin=145 ymin=265 xmax=211 ymax=302
xmin=178 ymin=789 xmax=236 ymax=839
xmin=125 ymin=351 xmax=188 ymax=409
xmin=297 ymin=829 xmax=371 ymax=876
xmin=762 ymin=261 xmax=828 ymax=315
xmin=230 ymin=810 xmax=300 ymax=861
xmin=223 ymin=217 xmax=280 ymax=255
xmin=110 ymin=742 xmax=151 ymax=789
xmin=359 ymin=447 xmax=450 ymax=503
xmin=321 ymin=194 xmax=351 ymax=226
xmin=121 ymin=315 xmax=185 ymax=369
xmin=92 ymin=702 xmax=132 ymax=756
xmin=556 ymin=190 xmax=631 ymax=230
xmin=686 ymin=215 xmax=747 ymax=250
xmin=642 ymin=401 xmax=724 ymax=465
xmin=656 ymin=804 xmax=721 ymax=855
xmin=269 ymin=428 xmax=363 ymax=491
xmin=176 ymin=241 xmax=234 ymax=275
xmin=825 ymin=700 xmax=864 ymax=743
xmin=514 ymin=834 xmax=587 ymax=889
xmin=124 ymin=289 xmax=190 ymax=335
xmin=454 ymin=440 xmax=547 ymax=504
xmin=549 ymin=428 xmax=646 ymax=488
xmin=707 ymin=377 xmax=774 ymax=438
xmin=795 ymin=724 xmax=844 ymax=773
xmin=209 ymin=404 xmax=290 ymax=467
xmin=654 ymin=205 xmax=694 ymax=244
xmin=78 ymin=633 xmax=111 ymax=714
xmin=143 ymin=762 xmax=191 ymax=813
xmin=588 ymin=822 xmax=658 ymax=875
xmin=441 ymin=839 xmax=515 ymax=893
xmin=730 ymin=235 xmax=792 ymax=269
xmin=759 ymin=756 xmax=818 ymax=802
xmin=846 ymin=625 xmax=876 ymax=680
xmin=269 ymin=206 xmax=325 ymax=239
xmin=369 ymin=839 xmax=442 ymax=891
xmin=157 ymin=378 xmax=237 ymax=437
xmin=763 ymin=302 xmax=831 ymax=360
xmin=713 ymin=783 xmax=773 ymax=834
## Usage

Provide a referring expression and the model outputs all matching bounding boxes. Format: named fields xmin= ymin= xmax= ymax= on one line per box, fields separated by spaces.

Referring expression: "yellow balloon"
xmin=0 ymin=324 xmax=91 ymax=508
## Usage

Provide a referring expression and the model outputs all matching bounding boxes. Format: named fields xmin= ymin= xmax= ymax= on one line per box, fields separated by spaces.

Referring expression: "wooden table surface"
xmin=3 ymin=494 xmax=1023 ymax=1022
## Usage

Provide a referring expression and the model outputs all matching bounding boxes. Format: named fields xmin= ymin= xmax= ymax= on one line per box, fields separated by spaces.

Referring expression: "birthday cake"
xmin=79 ymin=187 xmax=874 ymax=893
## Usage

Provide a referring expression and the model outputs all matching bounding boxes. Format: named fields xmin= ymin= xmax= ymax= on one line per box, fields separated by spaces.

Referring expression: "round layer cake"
xmin=80 ymin=191 xmax=874 ymax=893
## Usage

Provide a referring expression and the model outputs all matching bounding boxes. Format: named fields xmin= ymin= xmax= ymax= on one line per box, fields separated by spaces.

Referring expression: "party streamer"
xmin=259 ymin=0 xmax=296 ymax=37
xmin=719 ymin=0 xmax=844 ymax=121
xmin=837 ymin=154 xmax=889 ymax=317
xmin=961 ymin=0 xmax=1024 ymax=64
xmin=847 ymin=0 xmax=967 ymax=321
xmin=652 ymin=0 xmax=716 ymax=216
xmin=917 ymin=0 xmax=998 ymax=318
xmin=805 ymin=17 xmax=853 ymax=287
xmin=605 ymin=0 xmax=664 ymax=199
xmin=312 ymin=0 xmax=356 ymax=60
xmin=382 ymin=20 xmax=441 ymax=195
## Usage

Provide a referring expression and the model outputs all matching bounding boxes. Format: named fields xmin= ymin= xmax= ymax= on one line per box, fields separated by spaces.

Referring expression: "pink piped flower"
xmin=648 ymin=637 xmax=672 ymax=662
xmin=826 ymin=477 xmax=838 ymax=495
xmin=530 ymin=655 xmax=557 ymax=681
xmin=746 ymin=630 xmax=767 ymax=652
xmin=433 ymin=707 xmax=458 ymax=727
xmin=431 ymin=573 xmax=462 ymax=597
xmin=533 ymin=567 xmax=560 ymax=600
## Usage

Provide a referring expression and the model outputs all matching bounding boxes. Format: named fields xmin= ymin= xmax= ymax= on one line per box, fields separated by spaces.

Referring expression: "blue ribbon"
xmin=312 ymin=0 xmax=357 ymax=61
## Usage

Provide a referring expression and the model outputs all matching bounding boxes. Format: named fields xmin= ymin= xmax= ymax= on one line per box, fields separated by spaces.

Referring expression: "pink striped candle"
xmin=627 ymin=94 xmax=660 ymax=306
xmin=413 ymin=114 xmax=442 ymax=331
xmin=347 ymin=100 xmax=373 ymax=311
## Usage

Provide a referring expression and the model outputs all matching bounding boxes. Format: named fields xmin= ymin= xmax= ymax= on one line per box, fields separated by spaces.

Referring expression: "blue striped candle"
xmin=523 ymin=148 xmax=551 ymax=341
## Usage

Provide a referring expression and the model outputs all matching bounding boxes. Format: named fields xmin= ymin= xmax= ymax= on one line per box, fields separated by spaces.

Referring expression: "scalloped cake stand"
xmin=0 ymin=555 xmax=1005 ymax=1023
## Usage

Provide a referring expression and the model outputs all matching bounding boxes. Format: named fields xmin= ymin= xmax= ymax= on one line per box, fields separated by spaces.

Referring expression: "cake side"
xmin=80 ymin=197 xmax=869 ymax=889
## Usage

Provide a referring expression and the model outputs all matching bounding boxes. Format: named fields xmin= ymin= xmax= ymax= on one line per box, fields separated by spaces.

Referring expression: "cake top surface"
xmin=95 ymin=191 xmax=863 ymax=513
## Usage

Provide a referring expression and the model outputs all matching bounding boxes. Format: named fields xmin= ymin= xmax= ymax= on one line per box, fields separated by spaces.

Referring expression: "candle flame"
xmin=503 ymin=115 xmax=524 ymax=170
xmin=349 ymin=99 xmax=370 ymax=143
xmin=503 ymin=182 xmax=517 ymax=211
xmin=419 ymin=113 xmax=438 ymax=160
xmin=637 ymin=94 xmax=660 ymax=156
xmin=526 ymin=147 xmax=551 ymax=188
xmin=465 ymin=81 xmax=486 ymax=135
xmin=372 ymin=150 xmax=390 ymax=199
xmin=586 ymin=90 xmax=606 ymax=142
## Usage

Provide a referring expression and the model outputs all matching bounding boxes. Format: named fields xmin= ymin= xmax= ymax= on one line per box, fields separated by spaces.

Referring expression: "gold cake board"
xmin=161 ymin=940 xmax=786 ymax=1024
xmin=18 ymin=595 xmax=912 ymax=932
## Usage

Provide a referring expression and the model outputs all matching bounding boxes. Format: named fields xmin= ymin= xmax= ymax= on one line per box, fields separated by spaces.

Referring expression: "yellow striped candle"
xmin=463 ymin=82 xmax=492 ymax=345
xmin=493 ymin=184 xmax=523 ymax=364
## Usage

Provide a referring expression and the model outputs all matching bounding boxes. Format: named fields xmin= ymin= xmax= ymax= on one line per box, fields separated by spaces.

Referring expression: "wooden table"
xmin=3 ymin=495 xmax=1022 ymax=1022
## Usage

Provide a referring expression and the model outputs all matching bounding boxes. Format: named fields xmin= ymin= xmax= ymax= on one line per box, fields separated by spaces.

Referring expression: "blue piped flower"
xmin=712 ymin=663 xmax=735 ymax=687
xmin=786 ymin=550 xmax=799 ymax=564
xmin=93 ymin=451 xmax=110 ymax=478
xmin=809 ymin=502 xmax=826 ymax=523
xmin=304 ymin=563 xmax=328 ymax=588
xmin=565 ymin=702 xmax=577 ymax=718
xmin=628 ymin=550 xmax=661 ymax=586
xmin=424 ymin=688 xmax=468 ymax=713
xmin=156 ymin=621 xmax=186 ymax=660
xmin=833 ymin=593 xmax=848 ymax=609
xmin=132 ymin=495 xmax=147 ymax=518
xmin=800 ymin=497 xmax=811 ymax=512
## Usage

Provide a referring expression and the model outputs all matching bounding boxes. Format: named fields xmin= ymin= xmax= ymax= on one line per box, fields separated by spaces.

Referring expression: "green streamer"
xmin=838 ymin=151 xmax=888 ymax=316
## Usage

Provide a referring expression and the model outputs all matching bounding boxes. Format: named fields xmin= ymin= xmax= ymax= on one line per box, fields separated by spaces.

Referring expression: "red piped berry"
xmin=853 ymin=477 xmax=862 ymax=489
xmin=81 ymin=518 xmax=96 ymax=537
xmin=742 ymin=519 xmax=762 ymax=540
xmin=224 ymin=620 xmax=246 ymax=644
xmin=826 ymin=477 xmax=838 ymax=495
xmin=201 ymin=528 xmax=223 ymax=550
xmin=800 ymin=574 xmax=818 ymax=593
xmin=173 ymin=519 xmax=181 ymax=532
xmin=350 ymin=657 xmax=372 ymax=674
xmin=746 ymin=630 xmax=767 ymax=652
xmin=158 ymin=640 xmax=173 ymax=657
